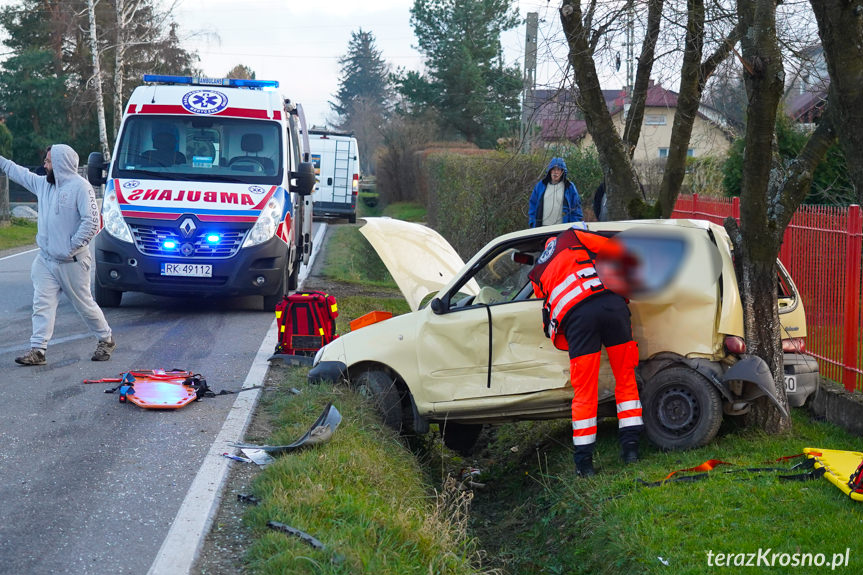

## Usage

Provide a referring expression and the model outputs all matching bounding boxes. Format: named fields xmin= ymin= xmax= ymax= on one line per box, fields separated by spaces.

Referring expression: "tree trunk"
xmin=622 ymin=0 xmax=664 ymax=157
xmin=87 ymin=0 xmax=111 ymax=161
xmin=809 ymin=0 xmax=863 ymax=204
xmin=559 ymin=1 xmax=647 ymax=220
xmin=658 ymin=6 xmax=740 ymax=218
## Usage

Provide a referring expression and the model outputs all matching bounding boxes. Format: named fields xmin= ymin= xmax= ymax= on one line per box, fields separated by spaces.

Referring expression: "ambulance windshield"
xmin=111 ymin=116 xmax=283 ymax=184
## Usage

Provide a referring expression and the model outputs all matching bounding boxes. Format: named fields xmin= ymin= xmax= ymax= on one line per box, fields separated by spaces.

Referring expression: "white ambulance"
xmin=307 ymin=129 xmax=360 ymax=223
xmin=87 ymin=75 xmax=316 ymax=310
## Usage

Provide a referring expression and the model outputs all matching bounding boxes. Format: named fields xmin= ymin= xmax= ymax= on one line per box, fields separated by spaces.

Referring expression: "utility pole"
xmin=521 ymin=12 xmax=538 ymax=153
xmin=625 ymin=1 xmax=635 ymax=94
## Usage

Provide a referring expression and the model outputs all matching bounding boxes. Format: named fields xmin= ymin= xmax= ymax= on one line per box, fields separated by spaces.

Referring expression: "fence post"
xmin=842 ymin=204 xmax=862 ymax=391
xmin=732 ymin=196 xmax=740 ymax=222
xmin=692 ymin=193 xmax=698 ymax=218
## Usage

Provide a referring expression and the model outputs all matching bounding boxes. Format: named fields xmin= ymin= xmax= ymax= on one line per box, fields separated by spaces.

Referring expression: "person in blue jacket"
xmin=528 ymin=157 xmax=583 ymax=228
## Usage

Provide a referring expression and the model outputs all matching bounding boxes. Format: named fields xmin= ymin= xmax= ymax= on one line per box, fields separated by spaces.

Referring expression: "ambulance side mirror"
xmin=87 ymin=152 xmax=108 ymax=186
xmin=291 ymin=162 xmax=316 ymax=196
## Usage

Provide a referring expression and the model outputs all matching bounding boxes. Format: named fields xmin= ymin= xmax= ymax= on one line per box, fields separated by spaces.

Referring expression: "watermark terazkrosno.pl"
xmin=706 ymin=548 xmax=851 ymax=570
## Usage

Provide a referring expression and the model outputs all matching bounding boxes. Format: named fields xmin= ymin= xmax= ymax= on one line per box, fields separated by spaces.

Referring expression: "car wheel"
xmin=441 ymin=421 xmax=483 ymax=455
xmin=643 ymin=366 xmax=722 ymax=450
xmin=94 ymin=281 xmax=122 ymax=307
xmin=354 ymin=369 xmax=404 ymax=432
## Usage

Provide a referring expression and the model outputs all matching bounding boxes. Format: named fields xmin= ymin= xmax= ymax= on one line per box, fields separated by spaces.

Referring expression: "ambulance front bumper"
xmin=94 ymin=230 xmax=288 ymax=298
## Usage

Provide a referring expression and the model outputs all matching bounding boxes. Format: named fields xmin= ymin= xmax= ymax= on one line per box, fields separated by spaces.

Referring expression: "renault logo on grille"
xmin=179 ymin=218 xmax=197 ymax=238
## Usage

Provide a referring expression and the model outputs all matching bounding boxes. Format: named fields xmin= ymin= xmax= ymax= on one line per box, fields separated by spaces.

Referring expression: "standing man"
xmin=528 ymin=223 xmax=642 ymax=477
xmin=528 ymin=157 xmax=583 ymax=228
xmin=1 ymin=145 xmax=116 ymax=366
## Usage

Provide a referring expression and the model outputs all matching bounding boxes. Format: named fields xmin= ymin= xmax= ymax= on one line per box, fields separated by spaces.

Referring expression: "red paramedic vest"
xmin=274 ymin=291 xmax=339 ymax=356
xmin=528 ymin=228 xmax=609 ymax=350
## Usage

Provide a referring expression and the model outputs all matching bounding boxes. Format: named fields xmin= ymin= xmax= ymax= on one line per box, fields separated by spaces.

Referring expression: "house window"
xmin=645 ymin=114 xmax=667 ymax=125
xmin=658 ymin=148 xmax=695 ymax=158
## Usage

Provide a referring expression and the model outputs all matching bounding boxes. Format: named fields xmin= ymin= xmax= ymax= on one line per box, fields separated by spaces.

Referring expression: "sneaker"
xmin=91 ymin=338 xmax=116 ymax=362
xmin=15 ymin=348 xmax=46 ymax=366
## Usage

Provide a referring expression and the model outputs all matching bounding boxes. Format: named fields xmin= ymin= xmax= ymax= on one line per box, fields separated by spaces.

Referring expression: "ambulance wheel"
xmin=354 ymin=369 xmax=404 ymax=432
xmin=94 ymin=282 xmax=122 ymax=307
xmin=348 ymin=213 xmax=357 ymax=224
xmin=642 ymin=366 xmax=722 ymax=450
xmin=287 ymin=260 xmax=300 ymax=291
xmin=441 ymin=421 xmax=483 ymax=455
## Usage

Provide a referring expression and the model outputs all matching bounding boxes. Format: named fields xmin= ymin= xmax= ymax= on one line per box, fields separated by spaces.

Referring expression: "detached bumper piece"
xmin=231 ymin=402 xmax=342 ymax=455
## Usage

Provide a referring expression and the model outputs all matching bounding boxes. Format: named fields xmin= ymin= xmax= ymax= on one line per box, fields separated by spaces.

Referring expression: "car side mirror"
xmin=87 ymin=152 xmax=108 ymax=186
xmin=290 ymin=162 xmax=316 ymax=196
xmin=430 ymin=297 xmax=444 ymax=315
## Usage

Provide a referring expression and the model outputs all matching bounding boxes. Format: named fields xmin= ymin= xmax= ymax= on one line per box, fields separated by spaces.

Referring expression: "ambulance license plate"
xmin=161 ymin=263 xmax=212 ymax=277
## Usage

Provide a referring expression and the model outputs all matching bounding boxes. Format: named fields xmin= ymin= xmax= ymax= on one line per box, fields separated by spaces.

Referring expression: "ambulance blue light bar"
xmin=142 ymin=75 xmax=279 ymax=89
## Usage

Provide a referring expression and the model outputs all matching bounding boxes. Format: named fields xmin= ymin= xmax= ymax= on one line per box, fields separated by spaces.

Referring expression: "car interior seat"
xmin=228 ymin=133 xmax=274 ymax=172
xmin=142 ymin=132 xmax=187 ymax=167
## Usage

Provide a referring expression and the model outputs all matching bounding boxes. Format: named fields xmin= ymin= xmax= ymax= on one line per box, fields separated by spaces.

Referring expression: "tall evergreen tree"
xmin=331 ymin=29 xmax=391 ymax=174
xmin=401 ymin=0 xmax=522 ymax=148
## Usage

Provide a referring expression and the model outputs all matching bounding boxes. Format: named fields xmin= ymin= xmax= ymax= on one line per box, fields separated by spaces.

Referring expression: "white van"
xmin=307 ymin=130 xmax=360 ymax=223
xmin=87 ymin=75 xmax=316 ymax=310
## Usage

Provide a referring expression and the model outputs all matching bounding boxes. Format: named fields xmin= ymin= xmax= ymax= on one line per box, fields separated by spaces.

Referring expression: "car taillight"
xmin=724 ymin=336 xmax=746 ymax=354
xmin=782 ymin=338 xmax=806 ymax=353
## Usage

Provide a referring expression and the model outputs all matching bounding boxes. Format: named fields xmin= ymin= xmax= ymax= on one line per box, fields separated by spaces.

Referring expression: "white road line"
xmin=0 ymin=247 xmax=38 ymax=261
xmin=147 ymin=223 xmax=327 ymax=575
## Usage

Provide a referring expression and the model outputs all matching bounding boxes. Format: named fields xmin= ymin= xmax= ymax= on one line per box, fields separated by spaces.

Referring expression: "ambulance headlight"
xmin=102 ymin=192 xmax=133 ymax=243
xmin=243 ymin=196 xmax=284 ymax=248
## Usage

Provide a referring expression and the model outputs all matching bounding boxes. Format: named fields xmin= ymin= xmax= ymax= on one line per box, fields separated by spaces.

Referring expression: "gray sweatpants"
xmin=30 ymin=251 xmax=112 ymax=350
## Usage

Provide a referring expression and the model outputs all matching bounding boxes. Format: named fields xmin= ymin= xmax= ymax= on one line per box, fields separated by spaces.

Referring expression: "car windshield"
xmin=447 ymin=236 xmax=550 ymax=309
xmin=111 ymin=115 xmax=283 ymax=184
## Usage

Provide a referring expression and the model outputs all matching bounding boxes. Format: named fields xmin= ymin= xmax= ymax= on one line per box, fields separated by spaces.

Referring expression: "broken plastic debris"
xmin=658 ymin=557 xmax=669 ymax=566
xmin=241 ymin=448 xmax=275 ymax=466
xmin=267 ymin=521 xmax=325 ymax=550
xmin=230 ymin=402 xmax=342 ymax=455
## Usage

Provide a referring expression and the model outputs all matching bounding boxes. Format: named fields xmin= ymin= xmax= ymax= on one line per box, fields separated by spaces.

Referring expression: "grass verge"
xmin=240 ymin=371 xmax=488 ymax=574
xmin=0 ymin=217 xmax=37 ymax=250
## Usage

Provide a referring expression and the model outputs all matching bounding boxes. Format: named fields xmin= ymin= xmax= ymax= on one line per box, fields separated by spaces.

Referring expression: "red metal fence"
xmin=672 ymin=194 xmax=863 ymax=392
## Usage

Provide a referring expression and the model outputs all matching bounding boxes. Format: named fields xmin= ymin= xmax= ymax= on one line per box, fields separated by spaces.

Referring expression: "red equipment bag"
xmin=274 ymin=291 xmax=338 ymax=355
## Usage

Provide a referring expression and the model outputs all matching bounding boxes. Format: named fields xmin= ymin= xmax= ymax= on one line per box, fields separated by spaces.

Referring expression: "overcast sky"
xmin=0 ymin=0 xmax=628 ymax=128
xmin=173 ymin=0 xmax=623 ymax=127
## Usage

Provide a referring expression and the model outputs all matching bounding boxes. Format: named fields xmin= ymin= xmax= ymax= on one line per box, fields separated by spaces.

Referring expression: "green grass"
xmin=468 ymin=412 xmax=863 ymax=574
xmin=240 ymin=370 xmax=488 ymax=574
xmin=0 ymin=217 xmax=37 ymax=250
xmin=319 ymin=225 xmax=398 ymax=289
xmin=357 ymin=198 xmax=426 ymax=222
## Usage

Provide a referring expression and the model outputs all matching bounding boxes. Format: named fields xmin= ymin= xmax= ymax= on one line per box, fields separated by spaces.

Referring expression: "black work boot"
xmin=621 ymin=442 xmax=639 ymax=464
xmin=574 ymin=450 xmax=596 ymax=477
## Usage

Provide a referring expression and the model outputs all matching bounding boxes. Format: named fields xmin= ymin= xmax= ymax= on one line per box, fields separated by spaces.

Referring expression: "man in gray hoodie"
xmin=0 ymin=144 xmax=115 ymax=365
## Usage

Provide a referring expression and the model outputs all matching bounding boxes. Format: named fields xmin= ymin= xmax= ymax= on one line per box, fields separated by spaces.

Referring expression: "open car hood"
xmin=359 ymin=217 xmax=468 ymax=311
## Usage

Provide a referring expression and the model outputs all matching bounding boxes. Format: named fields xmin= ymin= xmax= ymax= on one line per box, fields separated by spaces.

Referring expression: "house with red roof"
xmin=529 ymin=80 xmax=734 ymax=166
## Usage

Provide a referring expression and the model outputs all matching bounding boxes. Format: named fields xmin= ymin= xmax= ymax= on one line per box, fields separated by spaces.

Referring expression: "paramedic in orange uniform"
xmin=528 ymin=223 xmax=643 ymax=477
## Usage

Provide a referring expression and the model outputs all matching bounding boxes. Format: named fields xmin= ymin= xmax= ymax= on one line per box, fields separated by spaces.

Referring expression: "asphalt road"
xmin=0 ymin=225 xmax=323 ymax=575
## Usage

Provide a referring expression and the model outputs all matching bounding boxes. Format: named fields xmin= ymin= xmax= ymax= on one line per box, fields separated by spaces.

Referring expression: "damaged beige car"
xmin=309 ymin=218 xmax=819 ymax=452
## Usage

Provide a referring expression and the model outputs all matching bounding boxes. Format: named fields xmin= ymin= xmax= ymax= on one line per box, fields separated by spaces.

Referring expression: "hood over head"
xmin=49 ymin=144 xmax=80 ymax=186
xmin=544 ymin=157 xmax=568 ymax=180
